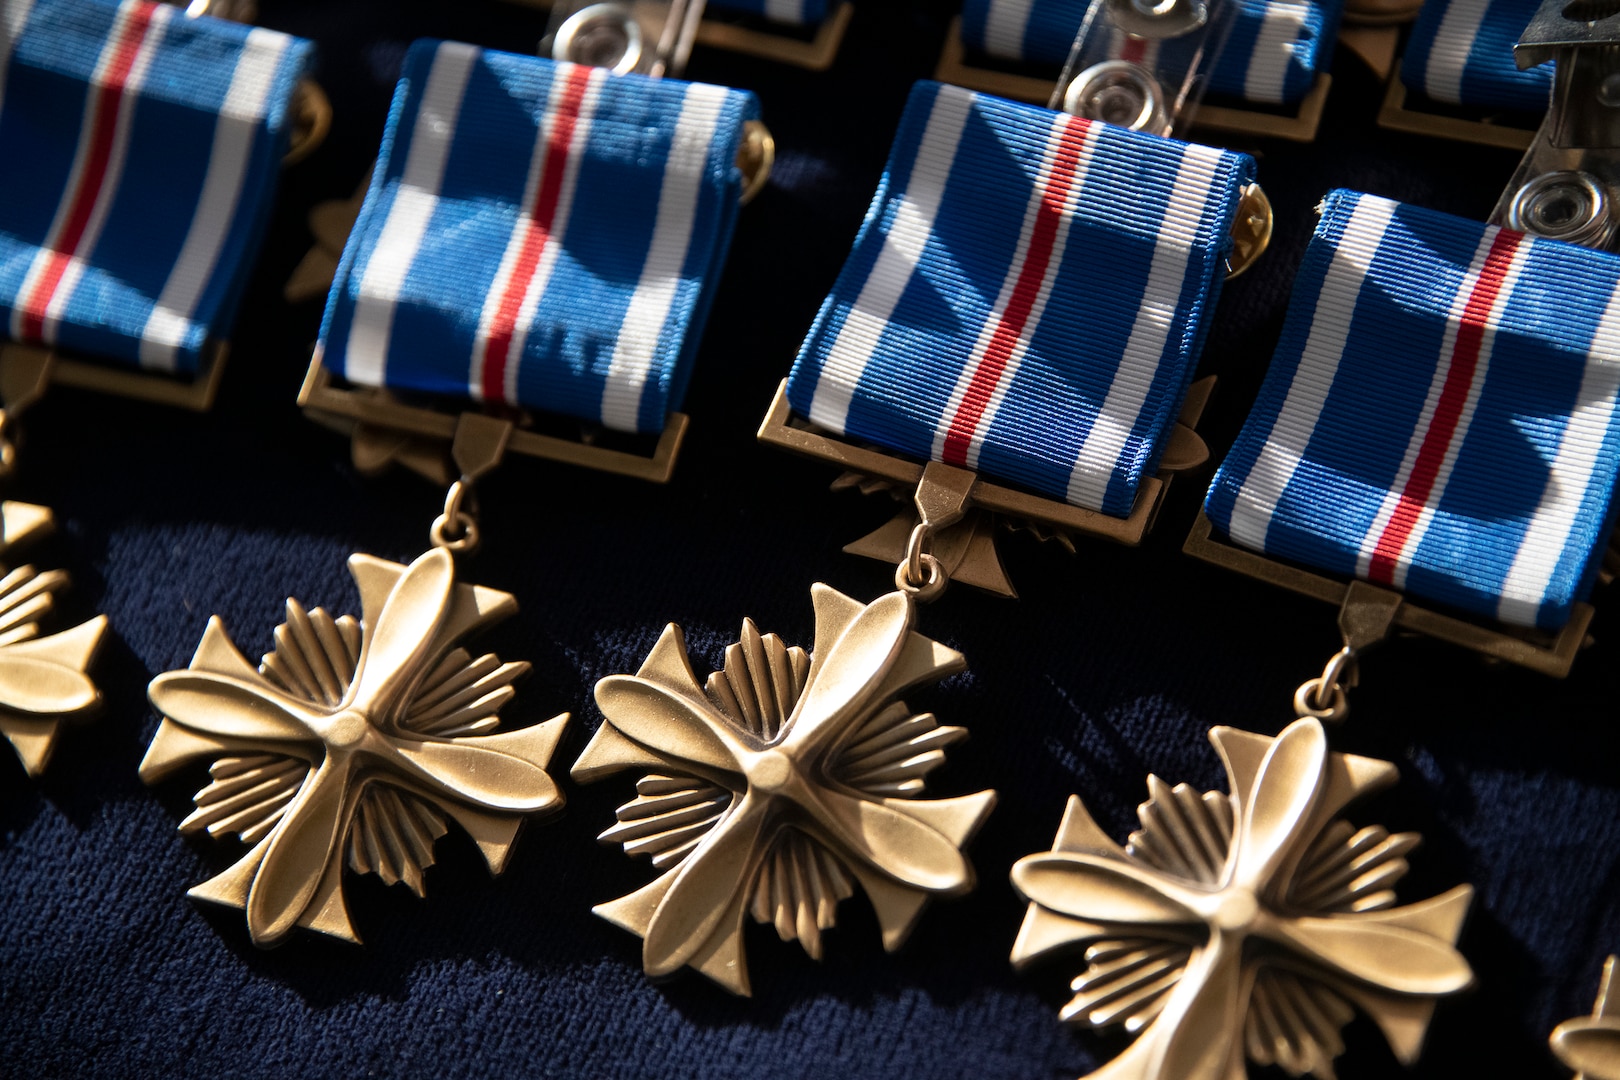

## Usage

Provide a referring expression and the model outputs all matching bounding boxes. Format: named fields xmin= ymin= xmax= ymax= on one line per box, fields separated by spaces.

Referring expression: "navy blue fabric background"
xmin=3 ymin=2 xmax=1618 ymax=1077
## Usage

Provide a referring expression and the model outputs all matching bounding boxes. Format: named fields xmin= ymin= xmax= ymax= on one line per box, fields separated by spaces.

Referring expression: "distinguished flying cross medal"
xmin=1011 ymin=717 xmax=1474 ymax=1080
xmin=141 ymin=549 xmax=568 ymax=946
xmin=573 ymin=585 xmax=996 ymax=995
xmin=0 ymin=500 xmax=107 ymax=776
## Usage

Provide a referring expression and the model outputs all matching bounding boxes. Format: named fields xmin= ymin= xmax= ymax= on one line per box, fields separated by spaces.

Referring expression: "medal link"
xmin=1293 ymin=645 xmax=1356 ymax=723
xmin=430 ymin=478 xmax=481 ymax=555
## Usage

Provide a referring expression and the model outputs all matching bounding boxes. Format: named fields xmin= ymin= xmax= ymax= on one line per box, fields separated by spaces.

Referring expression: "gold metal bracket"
xmin=759 ymin=376 xmax=1213 ymax=597
xmin=1194 ymin=73 xmax=1330 ymax=143
xmin=932 ymin=17 xmax=1329 ymax=142
xmin=298 ymin=352 xmax=689 ymax=485
xmin=1 ymin=339 xmax=228 ymax=413
xmin=1377 ymin=66 xmax=1539 ymax=149
xmin=1343 ymin=0 xmax=1422 ymax=25
xmin=284 ymin=79 xmax=333 ymax=167
xmin=693 ymin=0 xmax=853 ymax=70
xmin=1184 ymin=510 xmax=1594 ymax=677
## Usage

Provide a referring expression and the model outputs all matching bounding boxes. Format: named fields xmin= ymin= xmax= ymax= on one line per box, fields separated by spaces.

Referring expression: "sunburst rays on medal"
xmin=1012 ymin=717 xmax=1474 ymax=1080
xmin=573 ymin=584 xmax=997 ymax=995
xmin=0 ymin=500 xmax=107 ymax=776
xmin=141 ymin=549 xmax=569 ymax=946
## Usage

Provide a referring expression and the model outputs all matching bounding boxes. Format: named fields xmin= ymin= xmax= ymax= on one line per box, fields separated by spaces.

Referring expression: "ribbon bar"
xmin=961 ymin=0 xmax=1339 ymax=105
xmin=1402 ymin=0 xmax=1552 ymax=111
xmin=1206 ymin=190 xmax=1620 ymax=631
xmin=320 ymin=41 xmax=758 ymax=435
xmin=0 ymin=0 xmax=311 ymax=375
xmin=787 ymin=82 xmax=1252 ymax=517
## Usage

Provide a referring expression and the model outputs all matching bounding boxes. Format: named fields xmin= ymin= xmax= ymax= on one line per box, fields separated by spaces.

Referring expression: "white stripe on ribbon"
xmin=343 ymin=41 xmax=477 ymax=388
xmin=1422 ymin=0 xmax=1490 ymax=104
xmin=21 ymin=1 xmax=171 ymax=346
xmin=600 ymin=82 xmax=726 ymax=432
xmin=982 ymin=0 xmax=1036 ymax=58
xmin=1244 ymin=0 xmax=1310 ymax=104
xmin=138 ymin=26 xmax=291 ymax=371
xmin=929 ymin=115 xmax=1096 ymax=470
xmin=806 ymin=86 xmax=973 ymax=433
xmin=1225 ymin=194 xmax=1398 ymax=551
xmin=1496 ymin=291 xmax=1620 ymax=624
xmin=1353 ymin=226 xmax=1531 ymax=588
xmin=0 ymin=0 xmax=36 ymax=118
xmin=471 ymin=65 xmax=604 ymax=405
xmin=1066 ymin=140 xmax=1224 ymax=508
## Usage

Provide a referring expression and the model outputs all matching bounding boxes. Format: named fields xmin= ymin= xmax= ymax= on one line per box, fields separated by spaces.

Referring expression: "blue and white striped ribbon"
xmin=961 ymin=0 xmax=1339 ymax=105
xmin=0 ymin=0 xmax=310 ymax=374
xmin=1401 ymin=0 xmax=1551 ymax=111
xmin=1206 ymin=191 xmax=1620 ymax=631
xmin=787 ymin=82 xmax=1253 ymax=517
xmin=321 ymin=42 xmax=757 ymax=435
xmin=705 ymin=0 xmax=829 ymax=27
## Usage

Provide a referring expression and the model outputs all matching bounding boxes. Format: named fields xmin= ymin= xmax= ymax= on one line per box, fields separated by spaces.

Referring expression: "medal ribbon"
xmin=0 ymin=0 xmax=311 ymax=374
xmin=1206 ymin=191 xmax=1620 ymax=631
xmin=320 ymin=42 xmax=758 ymax=435
xmin=961 ymin=0 xmax=1339 ymax=105
xmin=787 ymin=82 xmax=1253 ymax=517
xmin=1401 ymin=0 xmax=1551 ymax=112
xmin=704 ymin=0 xmax=830 ymax=27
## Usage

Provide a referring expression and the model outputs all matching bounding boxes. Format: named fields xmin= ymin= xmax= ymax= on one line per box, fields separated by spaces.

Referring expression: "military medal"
xmin=1005 ymin=5 xmax=1620 ymax=1070
xmin=568 ymin=48 xmax=1274 ymax=997
xmin=0 ymin=0 xmax=317 ymax=774
xmin=139 ymin=38 xmax=769 ymax=947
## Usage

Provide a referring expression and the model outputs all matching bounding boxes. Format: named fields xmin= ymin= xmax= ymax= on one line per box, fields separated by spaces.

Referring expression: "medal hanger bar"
xmin=1376 ymin=74 xmax=1539 ymax=150
xmin=758 ymin=375 xmax=1213 ymax=555
xmin=1183 ymin=512 xmax=1593 ymax=677
xmin=0 ymin=340 xmax=229 ymax=413
xmin=506 ymin=0 xmax=853 ymax=71
xmin=297 ymin=357 xmax=690 ymax=485
xmin=692 ymin=2 xmax=853 ymax=71
xmin=932 ymin=13 xmax=1331 ymax=143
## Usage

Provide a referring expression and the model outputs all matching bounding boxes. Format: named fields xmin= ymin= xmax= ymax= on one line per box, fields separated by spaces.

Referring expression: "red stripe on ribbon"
xmin=479 ymin=64 xmax=593 ymax=404
xmin=940 ymin=114 xmax=1090 ymax=467
xmin=1367 ymin=228 xmax=1522 ymax=584
xmin=18 ymin=1 xmax=157 ymax=344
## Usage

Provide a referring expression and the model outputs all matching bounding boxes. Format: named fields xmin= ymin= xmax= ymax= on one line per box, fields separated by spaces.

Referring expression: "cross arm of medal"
xmin=573 ymin=583 xmax=996 ymax=995
xmin=142 ymin=548 xmax=568 ymax=946
xmin=0 ymin=347 xmax=109 ymax=777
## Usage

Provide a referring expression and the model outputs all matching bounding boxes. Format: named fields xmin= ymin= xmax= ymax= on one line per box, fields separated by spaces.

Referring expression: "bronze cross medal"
xmin=0 ymin=500 xmax=107 ymax=777
xmin=573 ymin=584 xmax=997 ymax=995
xmin=1012 ymin=717 xmax=1475 ymax=1080
xmin=141 ymin=548 xmax=568 ymax=946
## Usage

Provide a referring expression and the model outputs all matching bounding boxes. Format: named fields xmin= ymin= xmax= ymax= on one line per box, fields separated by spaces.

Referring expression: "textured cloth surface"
xmin=961 ymin=0 xmax=1341 ymax=105
xmin=1 ymin=2 xmax=1618 ymax=1080
xmin=1401 ymin=0 xmax=1552 ymax=110
xmin=787 ymin=81 xmax=1252 ymax=515
xmin=1207 ymin=190 xmax=1620 ymax=631
xmin=321 ymin=41 xmax=757 ymax=433
xmin=0 ymin=0 xmax=309 ymax=373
